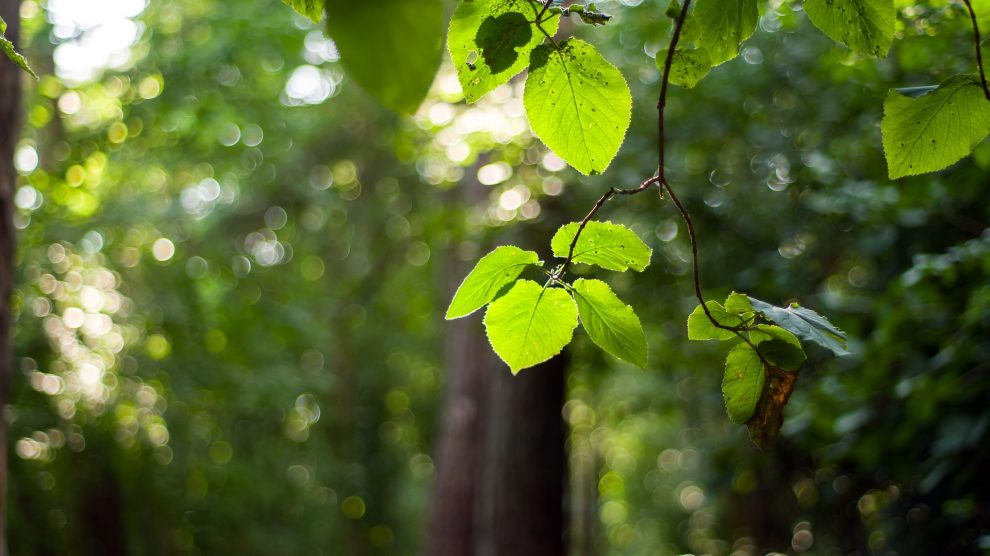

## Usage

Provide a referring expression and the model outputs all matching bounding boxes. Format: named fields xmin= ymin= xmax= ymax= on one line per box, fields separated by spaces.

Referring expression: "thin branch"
xmin=657 ymin=0 xmax=692 ymax=178
xmin=962 ymin=0 xmax=990 ymax=100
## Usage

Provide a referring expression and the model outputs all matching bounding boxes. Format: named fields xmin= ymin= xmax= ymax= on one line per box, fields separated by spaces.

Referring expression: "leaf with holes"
xmin=804 ymin=0 xmax=894 ymax=57
xmin=326 ymin=0 xmax=443 ymax=114
xmin=722 ymin=342 xmax=765 ymax=424
xmin=448 ymin=0 xmax=558 ymax=103
xmin=656 ymin=47 xmax=712 ymax=88
xmin=484 ymin=280 xmax=578 ymax=373
xmin=446 ymin=246 xmax=542 ymax=319
xmin=693 ymin=0 xmax=759 ymax=66
xmin=551 ymin=221 xmax=651 ymax=272
xmin=882 ymin=75 xmax=990 ymax=179
xmin=524 ymin=39 xmax=631 ymax=175
xmin=747 ymin=296 xmax=849 ymax=356
xmin=572 ymin=279 xmax=647 ymax=367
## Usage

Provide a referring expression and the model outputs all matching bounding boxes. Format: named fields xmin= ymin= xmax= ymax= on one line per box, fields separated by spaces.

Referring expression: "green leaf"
xmin=881 ymin=75 xmax=990 ymax=179
xmin=325 ymin=0 xmax=443 ymax=114
xmin=686 ymin=300 xmax=749 ymax=341
xmin=656 ymin=47 xmax=712 ymax=88
xmin=750 ymin=324 xmax=805 ymax=371
xmin=724 ymin=291 xmax=754 ymax=314
xmin=722 ymin=342 xmax=765 ymax=424
xmin=523 ymin=39 xmax=632 ymax=175
xmin=550 ymin=221 xmax=652 ymax=272
xmin=282 ymin=0 xmax=323 ymax=23
xmin=484 ymin=280 xmax=578 ymax=373
xmin=448 ymin=0 xmax=559 ymax=103
xmin=803 ymin=0 xmax=894 ymax=57
xmin=0 ymin=16 xmax=38 ymax=79
xmin=446 ymin=246 xmax=542 ymax=320
xmin=747 ymin=296 xmax=849 ymax=356
xmin=693 ymin=0 xmax=759 ymax=66
xmin=572 ymin=279 xmax=648 ymax=367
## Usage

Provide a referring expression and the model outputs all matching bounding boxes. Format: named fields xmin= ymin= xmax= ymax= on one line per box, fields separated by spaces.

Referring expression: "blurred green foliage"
xmin=7 ymin=0 xmax=990 ymax=555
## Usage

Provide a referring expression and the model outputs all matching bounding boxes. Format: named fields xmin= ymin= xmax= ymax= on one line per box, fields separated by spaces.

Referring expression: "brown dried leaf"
xmin=746 ymin=366 xmax=799 ymax=449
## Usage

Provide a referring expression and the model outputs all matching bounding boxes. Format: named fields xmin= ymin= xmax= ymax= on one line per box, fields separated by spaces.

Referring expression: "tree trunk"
xmin=0 ymin=0 xmax=22 ymax=552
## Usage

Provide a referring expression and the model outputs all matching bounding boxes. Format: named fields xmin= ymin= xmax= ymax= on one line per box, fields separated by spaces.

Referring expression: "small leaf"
xmin=484 ymin=280 xmax=579 ymax=373
xmin=282 ymin=0 xmax=323 ymax=23
xmin=446 ymin=246 xmax=542 ymax=320
xmin=656 ymin=47 xmax=712 ymax=88
xmin=524 ymin=39 xmax=632 ymax=175
xmin=882 ymin=75 xmax=990 ymax=179
xmin=448 ymin=0 xmax=559 ymax=103
xmin=693 ymin=0 xmax=759 ymax=66
xmin=723 ymin=292 xmax=754 ymax=314
xmin=746 ymin=366 xmax=799 ymax=449
xmin=804 ymin=0 xmax=894 ymax=57
xmin=722 ymin=342 xmax=765 ymax=424
xmin=750 ymin=324 xmax=805 ymax=371
xmin=747 ymin=296 xmax=849 ymax=356
xmin=0 ymin=16 xmax=38 ymax=79
xmin=687 ymin=300 xmax=750 ymax=341
xmin=551 ymin=221 xmax=651 ymax=272
xmin=572 ymin=279 xmax=648 ymax=367
xmin=326 ymin=0 xmax=443 ymax=114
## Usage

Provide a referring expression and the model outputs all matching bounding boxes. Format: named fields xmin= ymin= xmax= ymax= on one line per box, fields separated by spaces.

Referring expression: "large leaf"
xmin=881 ymin=75 xmax=990 ymax=179
xmin=722 ymin=342 xmax=765 ymax=424
xmin=804 ymin=0 xmax=895 ymax=57
xmin=523 ymin=39 xmax=632 ymax=175
xmin=326 ymin=0 xmax=443 ymax=114
xmin=282 ymin=0 xmax=323 ymax=23
xmin=446 ymin=246 xmax=542 ymax=319
xmin=448 ymin=0 xmax=558 ymax=103
xmin=687 ymin=301 xmax=749 ymax=341
xmin=747 ymin=296 xmax=849 ymax=356
xmin=0 ymin=16 xmax=37 ymax=79
xmin=551 ymin=221 xmax=651 ymax=272
xmin=656 ymin=47 xmax=712 ymax=89
xmin=693 ymin=0 xmax=759 ymax=66
xmin=484 ymin=280 xmax=578 ymax=373
xmin=750 ymin=324 xmax=806 ymax=371
xmin=572 ymin=279 xmax=648 ymax=367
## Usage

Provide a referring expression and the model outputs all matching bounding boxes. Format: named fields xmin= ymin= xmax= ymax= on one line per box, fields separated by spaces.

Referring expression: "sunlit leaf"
xmin=326 ymin=0 xmax=443 ymax=114
xmin=523 ymin=39 xmax=631 ymax=175
xmin=281 ymin=0 xmax=323 ymax=23
xmin=656 ymin=47 xmax=712 ymax=88
xmin=804 ymin=0 xmax=894 ymax=57
xmin=722 ymin=342 xmax=765 ymax=424
xmin=448 ymin=0 xmax=558 ymax=103
xmin=446 ymin=246 xmax=542 ymax=319
xmin=572 ymin=278 xmax=647 ymax=367
xmin=0 ymin=16 xmax=37 ymax=79
xmin=687 ymin=299 xmax=751 ymax=341
xmin=484 ymin=280 xmax=578 ymax=373
xmin=882 ymin=75 xmax=990 ymax=179
xmin=749 ymin=324 xmax=805 ymax=371
xmin=551 ymin=221 xmax=651 ymax=272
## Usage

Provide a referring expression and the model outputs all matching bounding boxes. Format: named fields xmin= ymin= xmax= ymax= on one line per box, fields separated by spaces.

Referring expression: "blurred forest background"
xmin=4 ymin=0 xmax=990 ymax=554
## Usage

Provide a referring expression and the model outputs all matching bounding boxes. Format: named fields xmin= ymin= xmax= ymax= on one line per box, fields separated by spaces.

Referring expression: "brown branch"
xmin=658 ymin=0 xmax=692 ymax=178
xmin=962 ymin=0 xmax=990 ymax=100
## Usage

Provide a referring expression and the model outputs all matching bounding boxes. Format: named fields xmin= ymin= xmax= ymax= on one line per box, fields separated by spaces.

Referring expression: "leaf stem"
xmin=962 ymin=0 xmax=990 ymax=101
xmin=658 ymin=0 xmax=692 ymax=178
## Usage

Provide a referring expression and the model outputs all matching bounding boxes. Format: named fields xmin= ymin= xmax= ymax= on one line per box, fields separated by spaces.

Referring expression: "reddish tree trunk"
xmin=0 ymin=0 xmax=21 ymax=552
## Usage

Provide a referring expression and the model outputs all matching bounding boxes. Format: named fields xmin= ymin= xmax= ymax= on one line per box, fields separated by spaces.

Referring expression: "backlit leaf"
xmin=572 ymin=279 xmax=648 ymax=367
xmin=804 ymin=0 xmax=894 ymax=57
xmin=722 ymin=342 xmax=765 ymax=424
xmin=656 ymin=47 xmax=712 ymax=88
xmin=484 ymin=280 xmax=578 ymax=373
xmin=750 ymin=324 xmax=805 ymax=371
xmin=693 ymin=0 xmax=759 ymax=66
xmin=524 ymin=39 xmax=631 ymax=175
xmin=446 ymin=246 xmax=542 ymax=319
xmin=882 ymin=75 xmax=990 ymax=179
xmin=448 ymin=0 xmax=559 ymax=103
xmin=282 ymin=0 xmax=323 ymax=23
xmin=551 ymin=221 xmax=651 ymax=272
